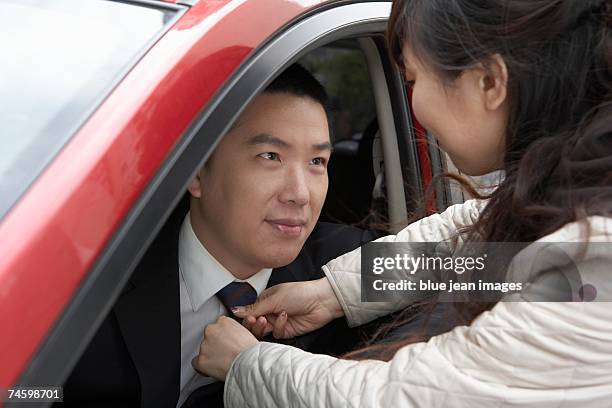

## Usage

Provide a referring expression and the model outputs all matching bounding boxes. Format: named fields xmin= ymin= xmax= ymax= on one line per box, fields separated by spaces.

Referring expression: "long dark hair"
xmin=349 ymin=0 xmax=612 ymax=361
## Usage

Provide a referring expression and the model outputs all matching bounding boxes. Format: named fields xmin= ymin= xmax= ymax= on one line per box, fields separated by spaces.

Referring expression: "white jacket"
xmin=224 ymin=200 xmax=612 ymax=407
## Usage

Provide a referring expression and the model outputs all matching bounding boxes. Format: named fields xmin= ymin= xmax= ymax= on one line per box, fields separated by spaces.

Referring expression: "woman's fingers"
xmin=242 ymin=311 xmax=295 ymax=339
xmin=242 ymin=315 xmax=256 ymax=331
xmin=193 ymin=316 xmax=259 ymax=380
xmin=232 ymin=285 xmax=282 ymax=317
xmin=272 ymin=311 xmax=288 ymax=339
xmin=252 ymin=316 xmax=267 ymax=338
xmin=242 ymin=315 xmax=274 ymax=338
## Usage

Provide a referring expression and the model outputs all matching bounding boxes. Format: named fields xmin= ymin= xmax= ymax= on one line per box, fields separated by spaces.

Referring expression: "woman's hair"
xmin=349 ymin=0 xmax=612 ymax=361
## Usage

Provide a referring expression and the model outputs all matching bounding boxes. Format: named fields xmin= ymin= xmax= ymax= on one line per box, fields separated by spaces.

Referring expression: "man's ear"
xmin=479 ymin=53 xmax=508 ymax=111
xmin=187 ymin=172 xmax=202 ymax=199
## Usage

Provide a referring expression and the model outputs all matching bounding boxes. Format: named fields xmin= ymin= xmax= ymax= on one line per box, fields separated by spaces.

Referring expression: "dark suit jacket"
xmin=61 ymin=206 xmax=377 ymax=407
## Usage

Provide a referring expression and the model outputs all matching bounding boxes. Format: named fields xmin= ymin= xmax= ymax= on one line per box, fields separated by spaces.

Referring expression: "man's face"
xmin=188 ymin=92 xmax=331 ymax=279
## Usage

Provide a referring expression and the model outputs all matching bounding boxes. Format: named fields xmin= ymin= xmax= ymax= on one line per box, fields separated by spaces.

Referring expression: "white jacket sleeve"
xmin=224 ymin=300 xmax=612 ymax=407
xmin=322 ymin=199 xmax=485 ymax=327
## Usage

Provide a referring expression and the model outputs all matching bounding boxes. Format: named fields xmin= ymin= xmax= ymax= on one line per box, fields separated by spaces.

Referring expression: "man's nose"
xmin=278 ymin=166 xmax=310 ymax=206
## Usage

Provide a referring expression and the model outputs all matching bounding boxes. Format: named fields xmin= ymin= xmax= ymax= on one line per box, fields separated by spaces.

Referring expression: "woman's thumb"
xmin=231 ymin=288 xmax=277 ymax=317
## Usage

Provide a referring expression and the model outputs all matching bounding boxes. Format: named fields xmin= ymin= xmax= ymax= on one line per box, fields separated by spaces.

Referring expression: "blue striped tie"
xmin=215 ymin=282 xmax=257 ymax=316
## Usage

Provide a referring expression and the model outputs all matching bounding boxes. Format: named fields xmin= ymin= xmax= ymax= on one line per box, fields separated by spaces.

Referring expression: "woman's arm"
xmin=323 ymin=199 xmax=485 ymax=327
xmin=225 ymin=298 xmax=612 ymax=407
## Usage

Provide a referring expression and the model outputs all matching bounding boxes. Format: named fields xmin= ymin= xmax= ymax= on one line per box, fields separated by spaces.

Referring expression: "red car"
xmin=0 ymin=0 xmax=460 ymax=399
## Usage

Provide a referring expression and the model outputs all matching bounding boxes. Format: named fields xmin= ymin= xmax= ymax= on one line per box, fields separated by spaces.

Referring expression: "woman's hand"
xmin=234 ymin=277 xmax=344 ymax=339
xmin=191 ymin=316 xmax=258 ymax=381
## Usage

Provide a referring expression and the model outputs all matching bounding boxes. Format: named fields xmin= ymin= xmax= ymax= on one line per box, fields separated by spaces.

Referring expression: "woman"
xmin=193 ymin=0 xmax=612 ymax=406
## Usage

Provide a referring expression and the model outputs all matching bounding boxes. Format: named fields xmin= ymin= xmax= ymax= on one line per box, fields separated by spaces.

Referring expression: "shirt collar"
xmin=178 ymin=212 xmax=272 ymax=312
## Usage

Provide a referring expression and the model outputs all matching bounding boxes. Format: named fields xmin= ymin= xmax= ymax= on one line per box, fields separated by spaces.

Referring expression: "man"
xmin=61 ymin=64 xmax=376 ymax=407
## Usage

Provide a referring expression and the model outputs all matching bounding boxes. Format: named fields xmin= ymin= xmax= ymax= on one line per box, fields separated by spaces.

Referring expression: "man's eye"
xmin=258 ymin=152 xmax=280 ymax=161
xmin=404 ymin=79 xmax=415 ymax=87
xmin=310 ymin=157 xmax=327 ymax=166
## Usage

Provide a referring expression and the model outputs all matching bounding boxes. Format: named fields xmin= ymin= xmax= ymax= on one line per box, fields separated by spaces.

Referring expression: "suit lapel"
xmin=115 ymin=266 xmax=180 ymax=407
xmin=114 ymin=211 xmax=184 ymax=407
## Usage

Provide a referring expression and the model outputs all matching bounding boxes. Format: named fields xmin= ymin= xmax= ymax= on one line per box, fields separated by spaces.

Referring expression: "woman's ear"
xmin=187 ymin=172 xmax=203 ymax=199
xmin=480 ymin=53 xmax=508 ymax=111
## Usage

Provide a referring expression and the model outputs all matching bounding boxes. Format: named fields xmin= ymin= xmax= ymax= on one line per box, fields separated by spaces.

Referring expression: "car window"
xmin=0 ymin=0 xmax=179 ymax=220
xmin=301 ymin=40 xmax=388 ymax=230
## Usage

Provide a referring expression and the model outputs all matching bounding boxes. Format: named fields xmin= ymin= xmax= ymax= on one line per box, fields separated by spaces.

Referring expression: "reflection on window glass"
xmin=0 ymin=0 xmax=178 ymax=219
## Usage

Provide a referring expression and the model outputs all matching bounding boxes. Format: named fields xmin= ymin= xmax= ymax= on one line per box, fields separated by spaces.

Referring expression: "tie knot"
xmin=215 ymin=282 xmax=257 ymax=314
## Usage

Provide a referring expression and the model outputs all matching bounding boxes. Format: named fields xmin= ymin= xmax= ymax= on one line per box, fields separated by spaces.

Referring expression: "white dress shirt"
xmin=177 ymin=213 xmax=272 ymax=407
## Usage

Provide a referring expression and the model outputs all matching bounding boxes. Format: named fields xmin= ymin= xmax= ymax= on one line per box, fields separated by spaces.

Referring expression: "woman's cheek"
xmin=410 ymin=86 xmax=428 ymax=127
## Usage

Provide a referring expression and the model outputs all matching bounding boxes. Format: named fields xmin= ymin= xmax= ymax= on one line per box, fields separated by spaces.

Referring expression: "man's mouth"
xmin=265 ymin=218 xmax=307 ymax=236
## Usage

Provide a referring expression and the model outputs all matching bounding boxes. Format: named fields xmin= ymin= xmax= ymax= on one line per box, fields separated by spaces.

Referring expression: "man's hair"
xmin=264 ymin=63 xmax=328 ymax=108
xmin=204 ymin=64 xmax=329 ymax=169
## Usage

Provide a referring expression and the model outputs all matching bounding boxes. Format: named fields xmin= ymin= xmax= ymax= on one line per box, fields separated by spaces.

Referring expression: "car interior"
xmin=300 ymin=37 xmax=417 ymax=234
xmin=300 ymin=39 xmax=385 ymax=230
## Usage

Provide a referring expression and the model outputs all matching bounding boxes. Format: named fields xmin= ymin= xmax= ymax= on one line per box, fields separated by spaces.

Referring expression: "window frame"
xmin=358 ymin=36 xmax=425 ymax=231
